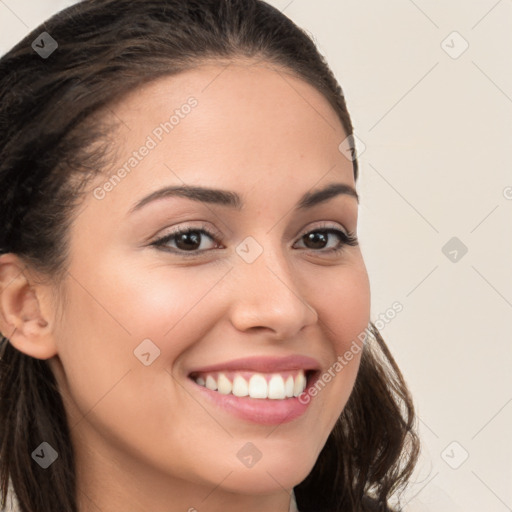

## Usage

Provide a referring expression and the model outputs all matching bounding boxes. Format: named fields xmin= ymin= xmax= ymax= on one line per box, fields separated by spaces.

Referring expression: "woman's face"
xmin=46 ymin=60 xmax=371 ymax=509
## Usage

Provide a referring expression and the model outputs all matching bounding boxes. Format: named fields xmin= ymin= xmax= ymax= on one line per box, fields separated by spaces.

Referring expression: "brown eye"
xmin=173 ymin=230 xmax=204 ymax=251
xmin=302 ymin=231 xmax=330 ymax=250
xmin=294 ymin=228 xmax=358 ymax=255
xmin=151 ymin=225 xmax=222 ymax=256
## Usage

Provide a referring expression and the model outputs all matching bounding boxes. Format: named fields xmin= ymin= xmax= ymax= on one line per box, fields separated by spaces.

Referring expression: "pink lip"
xmin=186 ymin=355 xmax=322 ymax=425
xmin=188 ymin=355 xmax=321 ymax=375
xmin=190 ymin=372 xmax=320 ymax=425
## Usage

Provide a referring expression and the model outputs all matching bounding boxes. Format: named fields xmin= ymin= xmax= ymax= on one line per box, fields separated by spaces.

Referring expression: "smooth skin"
xmin=0 ymin=59 xmax=371 ymax=512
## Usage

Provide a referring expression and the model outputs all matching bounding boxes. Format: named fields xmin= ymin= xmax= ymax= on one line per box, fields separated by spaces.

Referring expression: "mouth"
xmin=189 ymin=369 xmax=316 ymax=400
xmin=186 ymin=356 xmax=321 ymax=425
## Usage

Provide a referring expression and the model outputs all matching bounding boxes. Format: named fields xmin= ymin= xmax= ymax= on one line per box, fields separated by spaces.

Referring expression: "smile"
xmin=190 ymin=369 xmax=310 ymax=400
xmin=186 ymin=355 xmax=321 ymax=425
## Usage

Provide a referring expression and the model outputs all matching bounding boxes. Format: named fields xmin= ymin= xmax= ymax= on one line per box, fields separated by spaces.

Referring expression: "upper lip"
xmin=188 ymin=355 xmax=321 ymax=375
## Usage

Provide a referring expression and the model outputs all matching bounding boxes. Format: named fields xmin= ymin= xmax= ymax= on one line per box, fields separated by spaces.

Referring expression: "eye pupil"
xmin=304 ymin=231 xmax=328 ymax=249
xmin=176 ymin=231 xmax=201 ymax=250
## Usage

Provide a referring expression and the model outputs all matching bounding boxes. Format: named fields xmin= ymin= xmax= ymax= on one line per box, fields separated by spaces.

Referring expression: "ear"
xmin=0 ymin=253 xmax=58 ymax=360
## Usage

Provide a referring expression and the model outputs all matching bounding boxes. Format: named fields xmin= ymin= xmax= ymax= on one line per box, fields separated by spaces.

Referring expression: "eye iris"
xmin=305 ymin=231 xmax=328 ymax=249
xmin=176 ymin=231 xmax=201 ymax=250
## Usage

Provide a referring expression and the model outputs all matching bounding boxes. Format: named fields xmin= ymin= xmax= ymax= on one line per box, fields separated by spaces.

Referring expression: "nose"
xmin=228 ymin=241 xmax=318 ymax=340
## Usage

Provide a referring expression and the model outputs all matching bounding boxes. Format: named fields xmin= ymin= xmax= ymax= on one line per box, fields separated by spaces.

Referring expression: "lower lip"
xmin=189 ymin=373 xmax=319 ymax=426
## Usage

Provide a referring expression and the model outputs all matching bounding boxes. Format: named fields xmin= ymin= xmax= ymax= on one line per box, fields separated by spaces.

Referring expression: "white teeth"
xmin=248 ymin=374 xmax=268 ymax=398
xmin=205 ymin=375 xmax=217 ymax=391
xmin=268 ymin=375 xmax=286 ymax=399
xmin=293 ymin=372 xmax=306 ymax=397
xmin=232 ymin=375 xmax=249 ymax=397
xmin=194 ymin=370 xmax=309 ymax=400
xmin=217 ymin=373 xmax=232 ymax=395
xmin=285 ymin=376 xmax=294 ymax=398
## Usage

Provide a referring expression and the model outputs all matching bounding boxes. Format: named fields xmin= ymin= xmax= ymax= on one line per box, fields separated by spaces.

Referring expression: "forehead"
xmin=84 ymin=60 xmax=353 ymax=217
xmin=112 ymin=59 xmax=342 ymax=128
xmin=107 ymin=60 xmax=346 ymax=154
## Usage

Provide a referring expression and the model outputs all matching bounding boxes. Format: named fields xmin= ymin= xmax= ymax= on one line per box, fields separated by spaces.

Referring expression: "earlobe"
xmin=0 ymin=253 xmax=58 ymax=360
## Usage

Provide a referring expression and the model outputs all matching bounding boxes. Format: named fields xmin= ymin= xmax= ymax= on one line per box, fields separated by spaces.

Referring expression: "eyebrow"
xmin=128 ymin=181 xmax=358 ymax=215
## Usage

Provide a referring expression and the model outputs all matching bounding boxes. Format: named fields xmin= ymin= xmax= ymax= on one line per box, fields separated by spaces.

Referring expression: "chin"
xmin=209 ymin=452 xmax=317 ymax=494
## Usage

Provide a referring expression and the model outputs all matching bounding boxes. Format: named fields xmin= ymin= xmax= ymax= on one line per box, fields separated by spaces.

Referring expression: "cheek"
xmin=307 ymin=259 xmax=370 ymax=427
xmin=117 ymin=264 xmax=230 ymax=361
xmin=69 ymin=259 xmax=228 ymax=358
xmin=315 ymin=258 xmax=371 ymax=352
xmin=51 ymin=261 xmax=232 ymax=471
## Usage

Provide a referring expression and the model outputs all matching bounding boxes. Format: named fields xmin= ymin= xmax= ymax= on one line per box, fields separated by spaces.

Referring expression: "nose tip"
xmin=228 ymin=247 xmax=318 ymax=339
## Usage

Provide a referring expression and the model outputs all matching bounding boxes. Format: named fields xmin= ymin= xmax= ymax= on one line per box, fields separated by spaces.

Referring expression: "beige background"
xmin=1 ymin=1 xmax=511 ymax=511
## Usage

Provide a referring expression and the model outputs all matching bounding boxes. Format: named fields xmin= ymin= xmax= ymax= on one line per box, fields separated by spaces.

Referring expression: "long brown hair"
xmin=0 ymin=1 xmax=419 ymax=511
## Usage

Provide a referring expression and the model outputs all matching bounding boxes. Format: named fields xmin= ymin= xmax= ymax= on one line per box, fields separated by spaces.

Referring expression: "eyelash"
xmin=150 ymin=222 xmax=358 ymax=258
